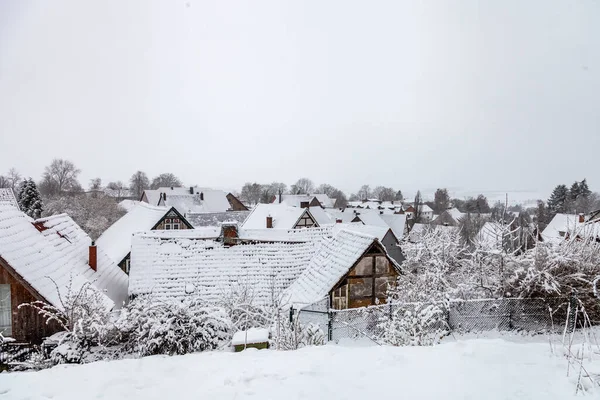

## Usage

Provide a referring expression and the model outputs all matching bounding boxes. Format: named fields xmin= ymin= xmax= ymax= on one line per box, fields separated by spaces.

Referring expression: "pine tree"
xmin=547 ymin=184 xmax=569 ymax=214
xmin=579 ymin=179 xmax=591 ymax=198
xmin=18 ymin=178 xmax=43 ymax=219
xmin=570 ymin=181 xmax=580 ymax=201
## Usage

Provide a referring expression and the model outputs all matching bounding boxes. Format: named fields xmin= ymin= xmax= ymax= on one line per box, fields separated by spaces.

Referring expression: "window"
xmin=173 ymin=223 xmax=180 ymax=229
xmin=0 ymin=284 xmax=11 ymax=337
xmin=165 ymin=224 xmax=172 ymax=230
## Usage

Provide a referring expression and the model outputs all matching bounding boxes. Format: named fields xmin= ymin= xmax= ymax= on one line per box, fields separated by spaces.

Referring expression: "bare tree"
xmin=373 ymin=186 xmax=395 ymax=202
xmin=107 ymin=181 xmax=127 ymax=200
xmin=89 ymin=178 xmax=102 ymax=191
xmin=129 ymin=171 xmax=150 ymax=199
xmin=357 ymin=185 xmax=371 ymax=201
xmin=315 ymin=184 xmax=336 ymax=197
xmin=40 ymin=159 xmax=81 ymax=196
xmin=290 ymin=178 xmax=314 ymax=195
xmin=0 ymin=175 xmax=9 ymax=188
xmin=150 ymin=173 xmax=182 ymax=189
xmin=7 ymin=168 xmax=21 ymax=191
xmin=240 ymin=182 xmax=262 ymax=205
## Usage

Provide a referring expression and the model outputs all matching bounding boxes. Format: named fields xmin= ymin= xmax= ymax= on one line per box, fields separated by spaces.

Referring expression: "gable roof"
xmin=96 ymin=202 xmax=174 ymax=264
xmin=143 ymin=187 xmax=233 ymax=214
xmin=0 ymin=189 xmax=18 ymax=208
xmin=308 ymin=206 xmax=334 ymax=225
xmin=33 ymin=214 xmax=129 ymax=306
xmin=379 ymin=214 xmax=407 ymax=240
xmin=541 ymin=213 xmax=600 ymax=243
xmin=0 ymin=205 xmax=113 ymax=310
xmin=129 ymin=233 xmax=320 ymax=304
xmin=186 ymin=211 xmax=251 ymax=228
xmin=274 ymin=194 xmax=321 ymax=208
xmin=242 ymin=204 xmax=319 ymax=229
xmin=285 ymin=229 xmax=399 ymax=307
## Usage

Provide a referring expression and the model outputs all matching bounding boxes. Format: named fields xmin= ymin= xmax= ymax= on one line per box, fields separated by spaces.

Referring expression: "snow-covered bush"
xmin=119 ymin=296 xmax=232 ymax=356
xmin=19 ymin=279 xmax=112 ymax=352
xmin=219 ymin=283 xmax=277 ymax=331
xmin=271 ymin=313 xmax=325 ymax=350
xmin=380 ymin=303 xmax=448 ymax=346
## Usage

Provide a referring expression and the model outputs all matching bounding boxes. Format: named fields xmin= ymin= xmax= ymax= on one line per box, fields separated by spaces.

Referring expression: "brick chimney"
xmin=579 ymin=213 xmax=585 ymax=223
xmin=336 ymin=218 xmax=342 ymax=223
xmin=266 ymin=216 xmax=273 ymax=228
xmin=278 ymin=190 xmax=282 ymax=204
xmin=89 ymin=241 xmax=97 ymax=271
xmin=221 ymin=223 xmax=239 ymax=246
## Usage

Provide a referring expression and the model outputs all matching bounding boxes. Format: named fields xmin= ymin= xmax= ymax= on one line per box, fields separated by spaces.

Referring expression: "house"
xmin=128 ymin=227 xmax=400 ymax=311
xmin=0 ymin=188 xmax=18 ymax=208
xmin=285 ymin=229 xmax=401 ymax=309
xmin=141 ymin=187 xmax=248 ymax=215
xmin=332 ymin=223 xmax=405 ymax=265
xmin=329 ymin=209 xmax=407 ymax=241
xmin=272 ymin=194 xmax=323 ymax=208
xmin=432 ymin=208 xmax=465 ymax=226
xmin=241 ymin=204 xmax=319 ymax=229
xmin=0 ymin=205 xmax=114 ymax=343
xmin=346 ymin=200 xmax=404 ymax=213
xmin=33 ymin=214 xmax=129 ymax=306
xmin=542 ymin=213 xmax=600 ymax=243
xmin=96 ymin=202 xmax=194 ymax=274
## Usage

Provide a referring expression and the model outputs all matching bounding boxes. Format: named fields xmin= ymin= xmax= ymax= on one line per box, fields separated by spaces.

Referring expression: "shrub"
xmin=380 ymin=303 xmax=448 ymax=346
xmin=119 ymin=297 xmax=232 ymax=356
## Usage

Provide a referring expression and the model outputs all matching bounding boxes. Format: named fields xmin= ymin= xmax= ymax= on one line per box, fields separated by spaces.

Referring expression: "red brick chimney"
xmin=336 ymin=218 xmax=342 ymax=223
xmin=89 ymin=241 xmax=97 ymax=271
xmin=266 ymin=216 xmax=273 ymax=228
xmin=579 ymin=213 xmax=585 ymax=223
xmin=221 ymin=223 xmax=239 ymax=246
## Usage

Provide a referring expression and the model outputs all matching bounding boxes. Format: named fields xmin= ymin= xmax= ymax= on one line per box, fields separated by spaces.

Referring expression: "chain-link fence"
xmin=294 ymin=297 xmax=574 ymax=343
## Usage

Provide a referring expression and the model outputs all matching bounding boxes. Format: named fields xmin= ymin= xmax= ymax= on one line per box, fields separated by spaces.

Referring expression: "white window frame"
xmin=0 ymin=284 xmax=12 ymax=337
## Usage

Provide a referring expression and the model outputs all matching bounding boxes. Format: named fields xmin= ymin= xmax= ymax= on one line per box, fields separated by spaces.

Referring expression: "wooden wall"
xmin=330 ymin=245 xmax=399 ymax=310
xmin=0 ymin=262 xmax=62 ymax=344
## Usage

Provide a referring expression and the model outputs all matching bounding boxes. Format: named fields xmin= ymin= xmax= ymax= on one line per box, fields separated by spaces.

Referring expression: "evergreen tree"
xmin=394 ymin=190 xmax=404 ymax=201
xmin=547 ymin=184 xmax=569 ymax=214
xmin=433 ymin=188 xmax=450 ymax=214
xmin=569 ymin=181 xmax=580 ymax=201
xmin=18 ymin=178 xmax=43 ymax=219
xmin=579 ymin=179 xmax=591 ymax=198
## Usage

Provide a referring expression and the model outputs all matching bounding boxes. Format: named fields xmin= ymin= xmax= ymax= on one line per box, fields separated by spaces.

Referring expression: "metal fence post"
xmin=327 ymin=310 xmax=333 ymax=342
xmin=568 ymin=291 xmax=578 ymax=333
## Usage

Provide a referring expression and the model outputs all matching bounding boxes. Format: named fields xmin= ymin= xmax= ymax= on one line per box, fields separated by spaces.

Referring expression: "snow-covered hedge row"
xmin=118 ymin=297 xmax=232 ymax=356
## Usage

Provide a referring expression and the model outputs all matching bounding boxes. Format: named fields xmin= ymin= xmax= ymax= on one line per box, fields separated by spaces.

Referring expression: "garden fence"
xmin=294 ymin=296 xmax=575 ymax=343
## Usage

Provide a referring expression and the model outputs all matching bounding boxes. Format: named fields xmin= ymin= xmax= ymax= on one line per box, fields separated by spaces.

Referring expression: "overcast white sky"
xmin=0 ymin=0 xmax=598 ymax=198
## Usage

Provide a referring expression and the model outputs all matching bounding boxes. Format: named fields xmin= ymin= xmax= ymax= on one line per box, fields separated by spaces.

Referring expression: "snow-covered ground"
xmin=0 ymin=338 xmax=589 ymax=399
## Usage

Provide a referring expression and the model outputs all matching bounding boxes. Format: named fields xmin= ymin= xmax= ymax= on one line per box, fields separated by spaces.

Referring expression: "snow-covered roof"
xmin=186 ymin=211 xmax=250 ymax=228
xmin=96 ymin=202 xmax=172 ymax=264
xmin=238 ymin=226 xmax=334 ymax=243
xmin=118 ymin=199 xmax=140 ymax=212
xmin=242 ymin=204 xmax=318 ymax=230
xmin=419 ymin=204 xmax=434 ymax=213
xmin=286 ymin=229 xmax=397 ymax=307
xmin=347 ymin=201 xmax=403 ymax=211
xmin=325 ymin=209 xmax=359 ymax=223
xmin=379 ymin=214 xmax=407 ymax=240
xmin=275 ymin=195 xmax=316 ymax=208
xmin=446 ymin=208 xmax=465 ymax=220
xmin=332 ymin=223 xmax=389 ymax=241
xmin=129 ymin=233 xmax=320 ymax=304
xmin=312 ymin=194 xmax=336 ymax=208
xmin=0 ymin=189 xmax=18 ymax=208
xmin=541 ymin=214 xmax=600 ymax=243
xmin=308 ymin=206 xmax=334 ymax=225
xmin=33 ymin=214 xmax=129 ymax=307
xmin=144 ymin=187 xmax=232 ymax=214
xmin=0 ymin=205 xmax=113 ymax=310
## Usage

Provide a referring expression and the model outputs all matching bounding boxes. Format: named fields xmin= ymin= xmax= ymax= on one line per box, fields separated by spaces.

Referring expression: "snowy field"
xmin=0 ymin=338 xmax=589 ymax=400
